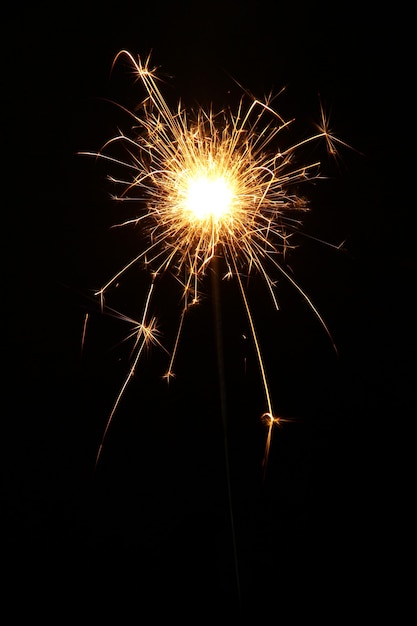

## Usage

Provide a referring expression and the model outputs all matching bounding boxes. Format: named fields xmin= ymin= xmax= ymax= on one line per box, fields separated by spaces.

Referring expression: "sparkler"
xmin=82 ymin=50 xmax=348 ymax=473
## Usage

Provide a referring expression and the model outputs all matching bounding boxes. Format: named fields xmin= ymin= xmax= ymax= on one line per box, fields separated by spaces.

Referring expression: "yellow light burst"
xmin=83 ymin=50 xmax=347 ymax=471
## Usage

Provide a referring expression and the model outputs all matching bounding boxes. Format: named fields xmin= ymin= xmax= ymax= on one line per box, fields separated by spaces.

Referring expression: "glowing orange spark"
xmin=82 ymin=50 xmax=348 ymax=470
xmin=80 ymin=312 xmax=89 ymax=357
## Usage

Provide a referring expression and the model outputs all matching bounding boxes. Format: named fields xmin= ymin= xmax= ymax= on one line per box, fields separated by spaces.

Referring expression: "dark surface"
xmin=3 ymin=2 xmax=414 ymax=620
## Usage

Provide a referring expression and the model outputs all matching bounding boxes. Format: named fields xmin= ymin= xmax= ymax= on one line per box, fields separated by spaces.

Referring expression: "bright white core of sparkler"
xmin=183 ymin=175 xmax=234 ymax=222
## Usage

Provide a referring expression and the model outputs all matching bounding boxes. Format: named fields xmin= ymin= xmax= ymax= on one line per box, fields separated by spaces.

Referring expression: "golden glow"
xmin=83 ymin=50 xmax=347 ymax=471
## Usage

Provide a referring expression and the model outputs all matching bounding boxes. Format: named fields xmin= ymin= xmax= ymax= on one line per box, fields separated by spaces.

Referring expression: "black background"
xmin=3 ymin=2 xmax=414 ymax=621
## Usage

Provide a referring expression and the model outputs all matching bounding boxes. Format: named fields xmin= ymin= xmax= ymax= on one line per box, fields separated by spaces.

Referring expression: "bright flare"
xmin=184 ymin=175 xmax=234 ymax=222
xmin=83 ymin=50 xmax=348 ymax=471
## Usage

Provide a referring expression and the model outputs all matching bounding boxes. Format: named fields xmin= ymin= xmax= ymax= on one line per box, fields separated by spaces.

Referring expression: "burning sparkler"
xmin=82 ymin=50 xmax=348 ymax=472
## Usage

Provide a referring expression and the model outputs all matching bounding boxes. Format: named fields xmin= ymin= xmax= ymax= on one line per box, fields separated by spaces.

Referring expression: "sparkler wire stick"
xmin=211 ymin=255 xmax=242 ymax=611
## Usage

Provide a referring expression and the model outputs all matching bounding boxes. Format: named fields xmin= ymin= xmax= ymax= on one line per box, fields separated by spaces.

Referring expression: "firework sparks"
xmin=83 ymin=50 xmax=346 ymax=470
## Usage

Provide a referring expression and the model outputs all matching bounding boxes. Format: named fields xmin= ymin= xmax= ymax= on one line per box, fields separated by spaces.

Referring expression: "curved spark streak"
xmin=84 ymin=49 xmax=345 ymax=470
